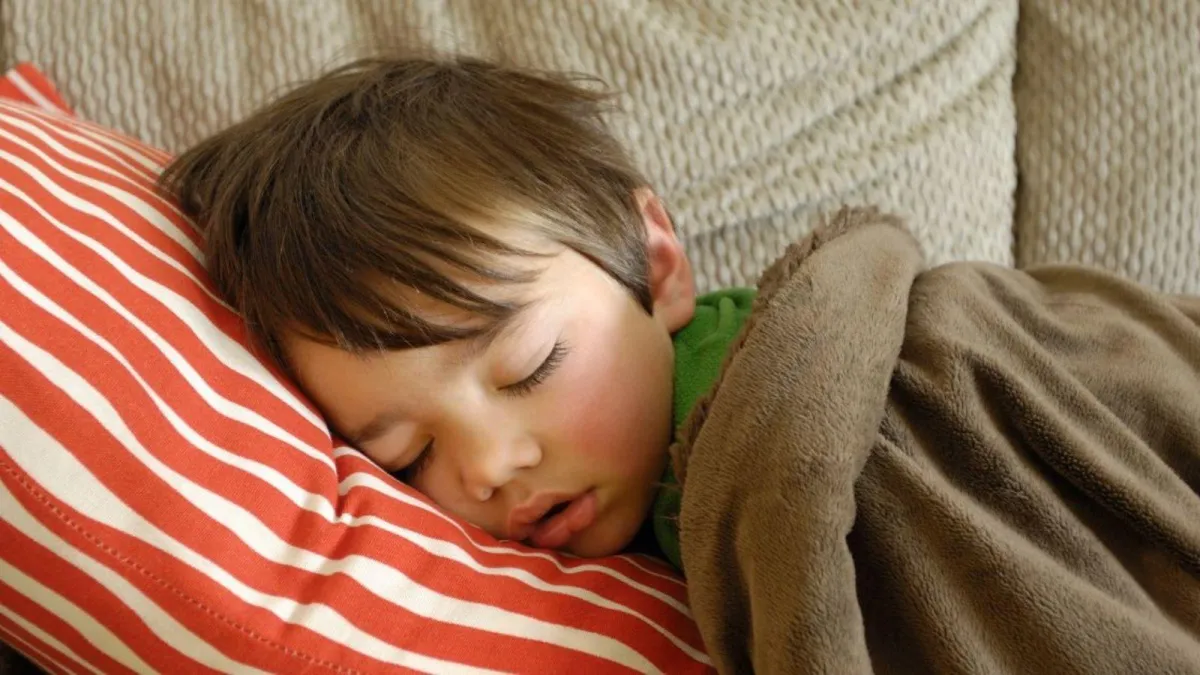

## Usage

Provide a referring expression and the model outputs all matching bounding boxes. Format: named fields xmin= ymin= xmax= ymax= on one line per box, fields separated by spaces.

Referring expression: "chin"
xmin=565 ymin=511 xmax=642 ymax=558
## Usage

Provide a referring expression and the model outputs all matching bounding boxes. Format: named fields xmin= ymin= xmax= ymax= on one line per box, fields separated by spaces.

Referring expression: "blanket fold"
xmin=672 ymin=208 xmax=1200 ymax=674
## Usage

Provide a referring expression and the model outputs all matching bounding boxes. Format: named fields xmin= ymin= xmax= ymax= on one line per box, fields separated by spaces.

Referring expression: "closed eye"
xmin=504 ymin=339 xmax=569 ymax=396
xmin=398 ymin=438 xmax=435 ymax=481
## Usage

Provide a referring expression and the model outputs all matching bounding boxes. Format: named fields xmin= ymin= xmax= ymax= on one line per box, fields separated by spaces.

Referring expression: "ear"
xmin=636 ymin=187 xmax=696 ymax=332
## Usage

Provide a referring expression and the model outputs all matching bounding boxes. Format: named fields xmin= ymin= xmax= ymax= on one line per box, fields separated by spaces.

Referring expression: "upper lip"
xmin=506 ymin=492 xmax=575 ymax=541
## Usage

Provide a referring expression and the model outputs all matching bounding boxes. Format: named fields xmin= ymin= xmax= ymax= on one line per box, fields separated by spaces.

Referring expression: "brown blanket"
xmin=671 ymin=208 xmax=1200 ymax=674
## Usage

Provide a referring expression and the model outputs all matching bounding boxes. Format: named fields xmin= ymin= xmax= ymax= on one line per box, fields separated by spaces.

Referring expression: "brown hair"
xmin=159 ymin=53 xmax=653 ymax=366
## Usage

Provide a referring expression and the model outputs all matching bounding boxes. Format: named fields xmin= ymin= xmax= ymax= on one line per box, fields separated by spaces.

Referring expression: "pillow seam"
xmin=0 ymin=456 xmax=365 ymax=674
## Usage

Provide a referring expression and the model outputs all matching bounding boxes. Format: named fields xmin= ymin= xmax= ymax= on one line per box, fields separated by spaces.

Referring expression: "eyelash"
xmin=504 ymin=339 xmax=570 ymax=396
xmin=399 ymin=340 xmax=569 ymax=481
xmin=400 ymin=439 xmax=435 ymax=481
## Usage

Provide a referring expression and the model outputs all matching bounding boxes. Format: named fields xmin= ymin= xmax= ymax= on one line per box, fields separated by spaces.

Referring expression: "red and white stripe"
xmin=0 ymin=65 xmax=709 ymax=674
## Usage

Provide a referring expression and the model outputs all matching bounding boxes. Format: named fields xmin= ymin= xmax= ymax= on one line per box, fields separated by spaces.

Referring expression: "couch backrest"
xmin=2 ymin=0 xmax=1020 ymax=289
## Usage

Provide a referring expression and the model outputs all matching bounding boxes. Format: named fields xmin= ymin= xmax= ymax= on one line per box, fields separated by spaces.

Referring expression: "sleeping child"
xmin=161 ymin=54 xmax=1200 ymax=674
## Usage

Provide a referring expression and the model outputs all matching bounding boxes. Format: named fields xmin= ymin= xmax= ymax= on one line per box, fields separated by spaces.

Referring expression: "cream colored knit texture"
xmin=2 ymin=0 xmax=1017 ymax=292
xmin=1015 ymin=1 xmax=1200 ymax=293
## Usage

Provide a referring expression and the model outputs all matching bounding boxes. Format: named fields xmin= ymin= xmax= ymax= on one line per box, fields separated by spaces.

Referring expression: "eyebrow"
xmin=343 ymin=300 xmax=540 ymax=446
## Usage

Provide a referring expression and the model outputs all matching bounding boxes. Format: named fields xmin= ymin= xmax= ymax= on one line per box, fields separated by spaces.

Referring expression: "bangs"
xmin=288 ymin=263 xmax=538 ymax=354
xmin=255 ymin=216 xmax=546 ymax=354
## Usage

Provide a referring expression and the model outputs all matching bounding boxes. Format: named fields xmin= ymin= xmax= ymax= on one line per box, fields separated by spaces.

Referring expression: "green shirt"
xmin=653 ymin=287 xmax=756 ymax=570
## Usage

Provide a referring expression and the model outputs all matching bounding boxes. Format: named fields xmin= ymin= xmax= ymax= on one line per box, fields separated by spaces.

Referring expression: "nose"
xmin=457 ymin=421 xmax=541 ymax=501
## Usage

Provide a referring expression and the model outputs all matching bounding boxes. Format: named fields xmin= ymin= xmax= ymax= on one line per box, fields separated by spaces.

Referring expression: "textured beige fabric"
xmin=2 ymin=1 xmax=1017 ymax=292
xmin=1015 ymin=1 xmax=1200 ymax=293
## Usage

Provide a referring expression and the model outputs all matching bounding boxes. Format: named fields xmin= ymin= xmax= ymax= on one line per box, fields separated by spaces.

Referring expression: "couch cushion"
xmin=2 ymin=0 xmax=1018 ymax=291
xmin=0 ymin=64 xmax=708 ymax=674
xmin=1015 ymin=0 xmax=1200 ymax=293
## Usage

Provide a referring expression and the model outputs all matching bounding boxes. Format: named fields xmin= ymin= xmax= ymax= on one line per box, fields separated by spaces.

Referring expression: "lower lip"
xmin=529 ymin=490 xmax=598 ymax=549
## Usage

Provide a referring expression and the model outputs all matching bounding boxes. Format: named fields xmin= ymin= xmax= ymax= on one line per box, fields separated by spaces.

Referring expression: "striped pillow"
xmin=0 ymin=63 xmax=709 ymax=674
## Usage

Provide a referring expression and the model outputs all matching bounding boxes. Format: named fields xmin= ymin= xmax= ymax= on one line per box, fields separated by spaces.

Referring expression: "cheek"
xmin=553 ymin=329 xmax=671 ymax=468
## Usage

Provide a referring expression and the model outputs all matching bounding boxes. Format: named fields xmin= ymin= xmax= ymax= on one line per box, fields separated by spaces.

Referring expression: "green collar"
xmin=652 ymin=287 xmax=756 ymax=569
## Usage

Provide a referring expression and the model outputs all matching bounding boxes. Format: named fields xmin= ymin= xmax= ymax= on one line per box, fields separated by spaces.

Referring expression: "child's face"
xmin=286 ymin=193 xmax=695 ymax=557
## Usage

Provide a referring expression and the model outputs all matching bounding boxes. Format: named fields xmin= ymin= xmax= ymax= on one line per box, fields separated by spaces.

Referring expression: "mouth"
xmin=507 ymin=490 xmax=598 ymax=550
xmin=542 ymin=501 xmax=570 ymax=520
